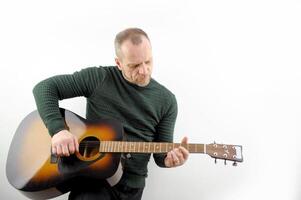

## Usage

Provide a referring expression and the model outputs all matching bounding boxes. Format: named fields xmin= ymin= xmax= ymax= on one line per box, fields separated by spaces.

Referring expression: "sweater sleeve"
xmin=32 ymin=66 xmax=106 ymax=136
xmin=153 ymin=93 xmax=178 ymax=167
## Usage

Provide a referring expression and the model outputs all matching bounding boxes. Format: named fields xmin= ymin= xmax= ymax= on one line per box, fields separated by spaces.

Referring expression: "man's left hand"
xmin=164 ymin=137 xmax=189 ymax=168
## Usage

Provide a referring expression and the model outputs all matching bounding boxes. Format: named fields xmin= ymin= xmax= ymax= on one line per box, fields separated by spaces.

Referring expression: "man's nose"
xmin=138 ymin=63 xmax=147 ymax=75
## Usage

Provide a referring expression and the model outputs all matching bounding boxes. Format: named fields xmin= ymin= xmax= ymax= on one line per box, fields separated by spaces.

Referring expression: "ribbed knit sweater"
xmin=33 ymin=66 xmax=178 ymax=188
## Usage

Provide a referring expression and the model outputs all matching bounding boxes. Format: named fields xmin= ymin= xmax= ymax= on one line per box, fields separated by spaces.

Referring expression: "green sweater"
xmin=33 ymin=66 xmax=178 ymax=188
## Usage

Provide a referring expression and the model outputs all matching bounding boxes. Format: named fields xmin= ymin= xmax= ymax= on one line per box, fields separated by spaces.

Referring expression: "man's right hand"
xmin=51 ymin=130 xmax=79 ymax=157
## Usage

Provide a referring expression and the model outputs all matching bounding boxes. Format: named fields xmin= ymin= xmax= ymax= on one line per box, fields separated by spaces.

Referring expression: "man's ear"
xmin=115 ymin=57 xmax=122 ymax=71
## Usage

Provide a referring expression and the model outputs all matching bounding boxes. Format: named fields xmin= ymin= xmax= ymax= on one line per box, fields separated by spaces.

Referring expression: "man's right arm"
xmin=33 ymin=66 xmax=106 ymax=156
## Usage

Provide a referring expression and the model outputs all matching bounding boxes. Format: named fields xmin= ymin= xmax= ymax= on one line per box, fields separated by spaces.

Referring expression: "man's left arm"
xmin=153 ymin=94 xmax=189 ymax=168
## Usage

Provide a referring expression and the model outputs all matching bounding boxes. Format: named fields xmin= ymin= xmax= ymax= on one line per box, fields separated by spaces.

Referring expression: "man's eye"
xmin=129 ymin=65 xmax=137 ymax=68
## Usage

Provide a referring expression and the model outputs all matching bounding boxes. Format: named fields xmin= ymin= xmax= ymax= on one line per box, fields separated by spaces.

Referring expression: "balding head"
xmin=114 ymin=28 xmax=151 ymax=59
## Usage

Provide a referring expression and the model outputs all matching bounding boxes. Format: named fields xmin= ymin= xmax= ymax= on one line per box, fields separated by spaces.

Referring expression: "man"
xmin=33 ymin=28 xmax=189 ymax=200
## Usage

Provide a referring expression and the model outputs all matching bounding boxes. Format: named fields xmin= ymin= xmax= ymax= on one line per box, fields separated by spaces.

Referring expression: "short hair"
xmin=114 ymin=28 xmax=150 ymax=58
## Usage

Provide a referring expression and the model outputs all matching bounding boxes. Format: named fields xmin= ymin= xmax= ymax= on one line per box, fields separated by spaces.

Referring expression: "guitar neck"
xmin=98 ymin=141 xmax=205 ymax=153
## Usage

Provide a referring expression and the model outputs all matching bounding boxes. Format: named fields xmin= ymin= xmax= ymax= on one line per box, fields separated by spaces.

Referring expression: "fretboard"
xmin=99 ymin=141 xmax=205 ymax=153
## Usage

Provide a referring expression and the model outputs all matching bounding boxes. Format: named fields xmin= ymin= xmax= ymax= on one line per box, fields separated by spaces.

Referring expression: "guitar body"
xmin=6 ymin=109 xmax=124 ymax=199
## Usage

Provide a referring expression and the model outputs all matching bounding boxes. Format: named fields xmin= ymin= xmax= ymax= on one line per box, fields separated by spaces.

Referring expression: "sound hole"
xmin=79 ymin=136 xmax=100 ymax=158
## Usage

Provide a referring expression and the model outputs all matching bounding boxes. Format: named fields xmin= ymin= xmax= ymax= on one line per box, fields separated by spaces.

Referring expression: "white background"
xmin=1 ymin=0 xmax=301 ymax=199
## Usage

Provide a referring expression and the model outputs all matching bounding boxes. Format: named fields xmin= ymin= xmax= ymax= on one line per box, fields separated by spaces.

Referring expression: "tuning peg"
xmin=224 ymin=160 xmax=227 ymax=165
xmin=233 ymin=161 xmax=237 ymax=166
xmin=215 ymin=158 xmax=217 ymax=164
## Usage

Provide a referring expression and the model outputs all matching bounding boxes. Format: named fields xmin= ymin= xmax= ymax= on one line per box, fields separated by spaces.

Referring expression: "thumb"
xmin=181 ymin=136 xmax=188 ymax=144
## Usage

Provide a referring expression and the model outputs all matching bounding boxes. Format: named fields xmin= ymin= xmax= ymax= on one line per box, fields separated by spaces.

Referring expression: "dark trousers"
xmin=68 ymin=180 xmax=144 ymax=200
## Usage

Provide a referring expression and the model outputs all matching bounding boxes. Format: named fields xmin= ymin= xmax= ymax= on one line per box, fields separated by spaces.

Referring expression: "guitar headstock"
xmin=206 ymin=142 xmax=243 ymax=166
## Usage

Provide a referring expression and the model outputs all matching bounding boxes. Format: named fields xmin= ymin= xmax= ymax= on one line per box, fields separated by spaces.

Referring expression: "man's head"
xmin=114 ymin=28 xmax=153 ymax=87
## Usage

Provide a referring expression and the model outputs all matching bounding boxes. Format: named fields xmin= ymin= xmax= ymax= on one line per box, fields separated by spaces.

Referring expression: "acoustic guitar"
xmin=6 ymin=108 xmax=243 ymax=199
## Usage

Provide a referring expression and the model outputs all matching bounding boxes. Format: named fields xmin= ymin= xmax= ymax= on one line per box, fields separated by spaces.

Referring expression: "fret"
xmin=132 ymin=142 xmax=135 ymax=152
xmin=156 ymin=144 xmax=159 ymax=153
xmin=100 ymin=142 xmax=103 ymax=152
xmin=147 ymin=142 xmax=149 ymax=153
xmin=141 ymin=142 xmax=143 ymax=152
xmin=146 ymin=143 xmax=151 ymax=153
xmin=135 ymin=142 xmax=140 ymax=152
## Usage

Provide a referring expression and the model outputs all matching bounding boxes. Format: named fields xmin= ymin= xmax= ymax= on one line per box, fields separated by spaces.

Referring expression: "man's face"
xmin=115 ymin=36 xmax=153 ymax=87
